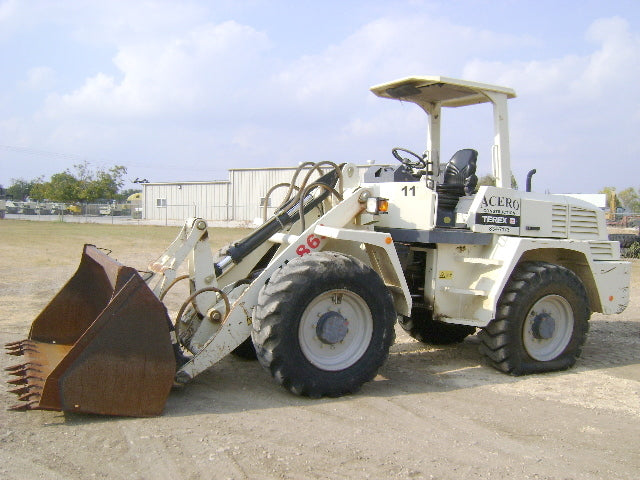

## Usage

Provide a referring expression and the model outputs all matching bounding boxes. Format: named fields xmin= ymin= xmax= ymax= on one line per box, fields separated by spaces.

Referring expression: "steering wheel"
xmin=392 ymin=147 xmax=426 ymax=169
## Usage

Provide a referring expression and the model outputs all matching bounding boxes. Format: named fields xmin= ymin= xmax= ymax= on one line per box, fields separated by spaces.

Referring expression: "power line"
xmin=0 ymin=144 xmax=97 ymax=162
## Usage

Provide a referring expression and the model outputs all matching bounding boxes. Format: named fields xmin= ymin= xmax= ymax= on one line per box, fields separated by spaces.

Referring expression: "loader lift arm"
xmin=174 ymin=182 xmax=411 ymax=386
xmin=145 ymin=163 xmax=410 ymax=387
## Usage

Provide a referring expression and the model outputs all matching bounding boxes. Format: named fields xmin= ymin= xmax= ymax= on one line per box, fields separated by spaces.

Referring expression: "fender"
xmin=476 ymin=237 xmax=630 ymax=324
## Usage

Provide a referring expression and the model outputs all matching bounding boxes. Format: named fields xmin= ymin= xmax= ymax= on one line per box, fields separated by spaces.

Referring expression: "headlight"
xmin=365 ymin=197 xmax=389 ymax=214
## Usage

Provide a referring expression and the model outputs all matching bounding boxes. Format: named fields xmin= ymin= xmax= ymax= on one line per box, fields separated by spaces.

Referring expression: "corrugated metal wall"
xmin=143 ymin=181 xmax=230 ymax=222
xmin=142 ymin=165 xmax=374 ymax=223
xmin=230 ymin=167 xmax=328 ymax=222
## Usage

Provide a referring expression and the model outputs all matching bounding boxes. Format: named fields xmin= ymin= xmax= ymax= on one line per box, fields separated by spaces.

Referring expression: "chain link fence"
xmin=4 ymin=200 xmax=142 ymax=222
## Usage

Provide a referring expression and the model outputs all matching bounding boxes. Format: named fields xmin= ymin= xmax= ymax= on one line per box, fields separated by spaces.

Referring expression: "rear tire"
xmin=399 ymin=305 xmax=476 ymax=345
xmin=479 ymin=261 xmax=590 ymax=375
xmin=252 ymin=252 xmax=396 ymax=397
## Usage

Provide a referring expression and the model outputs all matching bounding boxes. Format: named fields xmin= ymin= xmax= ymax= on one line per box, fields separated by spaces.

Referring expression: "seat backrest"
xmin=442 ymin=149 xmax=478 ymax=195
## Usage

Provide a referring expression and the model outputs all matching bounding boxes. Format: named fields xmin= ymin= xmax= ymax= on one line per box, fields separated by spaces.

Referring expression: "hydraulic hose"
xmin=217 ymin=167 xmax=340 ymax=269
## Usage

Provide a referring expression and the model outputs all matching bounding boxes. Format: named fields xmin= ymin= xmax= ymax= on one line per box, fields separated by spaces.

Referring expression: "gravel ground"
xmin=0 ymin=222 xmax=638 ymax=480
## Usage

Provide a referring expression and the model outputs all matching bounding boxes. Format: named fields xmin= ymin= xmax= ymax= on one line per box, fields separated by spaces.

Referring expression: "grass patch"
xmin=0 ymin=220 xmax=179 ymax=244
xmin=0 ymin=220 xmax=249 ymax=270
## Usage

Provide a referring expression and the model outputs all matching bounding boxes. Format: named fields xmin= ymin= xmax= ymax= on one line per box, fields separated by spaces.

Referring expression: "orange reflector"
xmin=365 ymin=197 xmax=389 ymax=214
xmin=385 ymin=237 xmax=392 ymax=244
xmin=609 ymin=295 xmax=614 ymax=301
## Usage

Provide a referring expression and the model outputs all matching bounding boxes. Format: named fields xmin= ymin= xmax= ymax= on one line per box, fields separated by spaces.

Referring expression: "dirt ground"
xmin=0 ymin=220 xmax=639 ymax=480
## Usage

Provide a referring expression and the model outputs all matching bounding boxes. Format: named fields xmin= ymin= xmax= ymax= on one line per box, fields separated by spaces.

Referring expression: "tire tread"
xmin=252 ymin=252 xmax=396 ymax=397
xmin=479 ymin=261 xmax=590 ymax=375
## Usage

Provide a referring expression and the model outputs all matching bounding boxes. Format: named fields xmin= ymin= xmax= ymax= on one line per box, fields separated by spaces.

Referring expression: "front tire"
xmin=252 ymin=252 xmax=396 ymax=397
xmin=479 ymin=261 xmax=590 ymax=375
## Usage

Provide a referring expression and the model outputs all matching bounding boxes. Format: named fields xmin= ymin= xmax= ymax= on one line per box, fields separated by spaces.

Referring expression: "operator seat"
xmin=436 ymin=149 xmax=478 ymax=227
xmin=441 ymin=148 xmax=478 ymax=194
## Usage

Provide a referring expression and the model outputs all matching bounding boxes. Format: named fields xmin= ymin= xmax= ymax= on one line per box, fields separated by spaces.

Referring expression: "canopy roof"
xmin=370 ymin=75 xmax=516 ymax=109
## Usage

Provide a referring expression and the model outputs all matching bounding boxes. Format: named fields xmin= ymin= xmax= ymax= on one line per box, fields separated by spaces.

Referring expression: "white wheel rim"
xmin=298 ymin=289 xmax=373 ymax=371
xmin=523 ymin=294 xmax=574 ymax=361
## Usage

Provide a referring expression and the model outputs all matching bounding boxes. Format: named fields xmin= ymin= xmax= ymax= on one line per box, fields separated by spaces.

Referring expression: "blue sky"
xmin=1 ymin=0 xmax=639 ymax=194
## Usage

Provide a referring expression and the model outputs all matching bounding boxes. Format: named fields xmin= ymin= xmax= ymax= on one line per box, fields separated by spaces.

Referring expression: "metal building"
xmin=141 ymin=165 xmax=376 ymax=225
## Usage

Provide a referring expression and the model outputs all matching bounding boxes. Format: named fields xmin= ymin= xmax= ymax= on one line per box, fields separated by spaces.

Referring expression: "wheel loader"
xmin=6 ymin=75 xmax=631 ymax=416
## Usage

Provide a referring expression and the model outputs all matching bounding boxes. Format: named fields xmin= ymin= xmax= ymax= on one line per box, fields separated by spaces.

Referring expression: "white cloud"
xmin=457 ymin=17 xmax=640 ymax=192
xmin=42 ymin=20 xmax=271 ymax=120
xmin=275 ymin=16 xmax=535 ymax=109
xmin=579 ymin=17 xmax=640 ymax=96
xmin=265 ymin=14 xmax=539 ymax=170
xmin=463 ymin=16 xmax=640 ymax=101
xmin=0 ymin=1 xmax=207 ymax=44
xmin=2 ymin=4 xmax=639 ymax=193
xmin=21 ymin=66 xmax=55 ymax=91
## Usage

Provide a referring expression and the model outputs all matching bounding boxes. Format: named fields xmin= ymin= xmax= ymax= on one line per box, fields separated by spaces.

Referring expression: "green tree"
xmin=35 ymin=163 xmax=128 ymax=203
xmin=618 ymin=187 xmax=640 ymax=213
xmin=72 ymin=163 xmax=127 ymax=202
xmin=477 ymin=174 xmax=495 ymax=188
xmin=599 ymin=187 xmax=621 ymax=212
xmin=29 ymin=181 xmax=49 ymax=201
xmin=46 ymin=172 xmax=82 ymax=202
xmin=86 ymin=165 xmax=127 ymax=201
xmin=7 ymin=177 xmax=44 ymax=201
xmin=476 ymin=173 xmax=518 ymax=189
xmin=19 ymin=163 xmax=129 ymax=203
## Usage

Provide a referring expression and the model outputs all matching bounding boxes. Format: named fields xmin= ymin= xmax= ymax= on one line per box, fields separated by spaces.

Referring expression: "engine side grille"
xmin=589 ymin=241 xmax=617 ymax=260
xmin=569 ymin=207 xmax=600 ymax=239
xmin=551 ymin=204 xmax=568 ymax=237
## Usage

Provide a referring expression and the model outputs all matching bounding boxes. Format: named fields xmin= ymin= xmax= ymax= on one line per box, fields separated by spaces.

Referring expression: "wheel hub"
xmin=299 ymin=288 xmax=373 ymax=371
xmin=530 ymin=312 xmax=556 ymax=340
xmin=316 ymin=311 xmax=349 ymax=345
xmin=523 ymin=294 xmax=574 ymax=362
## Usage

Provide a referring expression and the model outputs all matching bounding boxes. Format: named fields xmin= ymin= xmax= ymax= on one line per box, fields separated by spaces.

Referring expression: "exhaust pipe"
xmin=526 ymin=169 xmax=537 ymax=192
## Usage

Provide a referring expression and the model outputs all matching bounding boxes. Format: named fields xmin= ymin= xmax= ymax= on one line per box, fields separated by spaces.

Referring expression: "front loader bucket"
xmin=5 ymin=245 xmax=175 ymax=417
